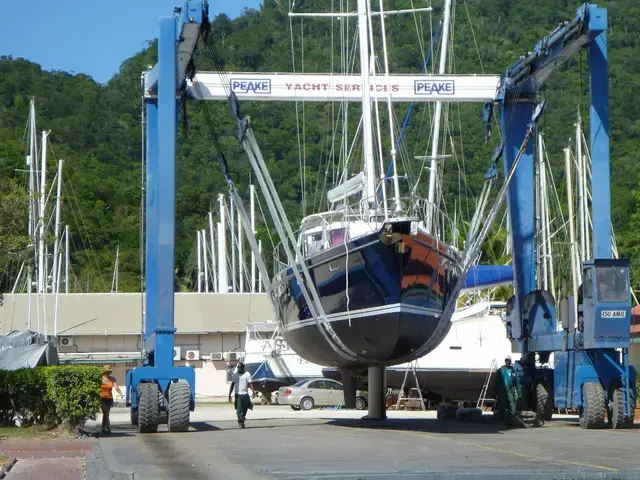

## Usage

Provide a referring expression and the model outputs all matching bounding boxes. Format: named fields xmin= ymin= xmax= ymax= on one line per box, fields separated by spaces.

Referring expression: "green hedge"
xmin=0 ymin=366 xmax=102 ymax=430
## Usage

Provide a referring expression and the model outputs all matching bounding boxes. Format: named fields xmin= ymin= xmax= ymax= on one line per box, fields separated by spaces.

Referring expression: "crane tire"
xmin=168 ymin=382 xmax=191 ymax=432
xmin=579 ymin=382 xmax=606 ymax=429
xmin=608 ymin=383 xmax=636 ymax=429
xmin=535 ymin=381 xmax=553 ymax=421
xmin=138 ymin=382 xmax=160 ymax=433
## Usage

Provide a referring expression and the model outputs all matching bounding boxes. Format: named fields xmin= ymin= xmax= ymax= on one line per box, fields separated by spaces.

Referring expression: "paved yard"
xmin=6 ymin=457 xmax=84 ymax=480
xmin=84 ymin=406 xmax=640 ymax=480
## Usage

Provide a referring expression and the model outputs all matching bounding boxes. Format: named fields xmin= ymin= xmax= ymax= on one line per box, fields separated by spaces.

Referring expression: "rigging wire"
xmin=289 ymin=12 xmax=306 ymax=219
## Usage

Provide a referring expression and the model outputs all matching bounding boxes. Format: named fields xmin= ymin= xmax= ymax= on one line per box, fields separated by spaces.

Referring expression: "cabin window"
xmin=596 ymin=265 xmax=629 ymax=303
xmin=330 ymin=228 xmax=347 ymax=246
xmin=583 ymin=268 xmax=593 ymax=299
xmin=305 ymin=233 xmax=324 ymax=256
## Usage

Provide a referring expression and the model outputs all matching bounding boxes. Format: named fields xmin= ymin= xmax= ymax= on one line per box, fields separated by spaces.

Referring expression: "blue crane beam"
xmin=499 ymin=4 xmax=604 ymax=98
xmin=499 ymin=4 xmax=610 ymax=353
xmin=144 ymin=2 xmax=208 ymax=97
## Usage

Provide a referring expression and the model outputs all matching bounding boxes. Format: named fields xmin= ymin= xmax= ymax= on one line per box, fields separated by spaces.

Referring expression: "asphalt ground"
xmin=85 ymin=405 xmax=640 ymax=480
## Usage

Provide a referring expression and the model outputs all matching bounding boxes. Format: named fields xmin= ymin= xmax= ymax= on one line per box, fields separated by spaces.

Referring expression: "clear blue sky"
xmin=0 ymin=0 xmax=261 ymax=84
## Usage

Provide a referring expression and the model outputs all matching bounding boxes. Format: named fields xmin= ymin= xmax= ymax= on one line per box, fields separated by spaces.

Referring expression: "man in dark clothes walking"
xmin=228 ymin=361 xmax=254 ymax=428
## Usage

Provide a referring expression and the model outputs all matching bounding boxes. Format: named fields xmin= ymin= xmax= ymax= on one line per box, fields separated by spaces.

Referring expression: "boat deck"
xmin=91 ymin=405 xmax=640 ymax=479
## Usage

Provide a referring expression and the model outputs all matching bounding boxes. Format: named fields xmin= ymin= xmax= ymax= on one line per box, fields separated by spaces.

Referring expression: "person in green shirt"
xmin=495 ymin=356 xmax=521 ymax=427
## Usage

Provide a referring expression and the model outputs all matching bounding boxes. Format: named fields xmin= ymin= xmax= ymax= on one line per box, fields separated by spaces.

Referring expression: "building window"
xmin=226 ymin=364 xmax=235 ymax=384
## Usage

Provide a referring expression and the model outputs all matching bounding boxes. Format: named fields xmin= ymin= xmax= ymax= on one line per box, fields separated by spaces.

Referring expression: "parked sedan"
xmin=278 ymin=379 xmax=368 ymax=410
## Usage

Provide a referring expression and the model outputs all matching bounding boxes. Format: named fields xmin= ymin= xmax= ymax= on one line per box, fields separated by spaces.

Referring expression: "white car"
xmin=277 ymin=378 xmax=368 ymax=410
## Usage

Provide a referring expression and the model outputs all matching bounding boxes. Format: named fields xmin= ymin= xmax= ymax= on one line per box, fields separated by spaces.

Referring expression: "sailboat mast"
xmin=250 ymin=184 xmax=256 ymax=293
xmin=112 ymin=244 xmax=120 ymax=293
xmin=65 ymin=225 xmax=70 ymax=294
xmin=208 ymin=211 xmax=218 ymax=293
xmin=426 ymin=0 xmax=453 ymax=234
xmin=377 ymin=0 xmax=402 ymax=213
xmin=230 ymin=194 xmax=236 ymax=292
xmin=26 ymin=99 xmax=37 ymax=330
xmin=238 ymin=207 xmax=244 ymax=293
xmin=202 ymin=229 xmax=210 ymax=293
xmin=217 ymin=194 xmax=228 ymax=293
xmin=537 ymin=133 xmax=548 ymax=290
xmin=28 ymin=100 xmax=37 ymax=248
xmin=196 ymin=231 xmax=202 ymax=292
xmin=576 ymin=114 xmax=586 ymax=262
xmin=52 ymin=159 xmax=63 ymax=295
xmin=357 ymin=0 xmax=376 ymax=208
xmin=565 ymin=147 xmax=580 ymax=326
xmin=38 ymin=131 xmax=48 ymax=295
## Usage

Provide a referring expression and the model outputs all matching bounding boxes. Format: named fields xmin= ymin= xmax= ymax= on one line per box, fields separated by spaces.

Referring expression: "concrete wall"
xmin=58 ymin=332 xmax=248 ymax=402
xmin=0 ymin=293 xmax=274 ymax=402
xmin=66 ymin=333 xmax=244 ymax=356
xmin=0 ymin=293 xmax=274 ymax=335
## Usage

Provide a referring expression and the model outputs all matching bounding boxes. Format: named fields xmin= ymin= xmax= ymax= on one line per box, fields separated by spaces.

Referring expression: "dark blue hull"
xmin=271 ymin=220 xmax=462 ymax=369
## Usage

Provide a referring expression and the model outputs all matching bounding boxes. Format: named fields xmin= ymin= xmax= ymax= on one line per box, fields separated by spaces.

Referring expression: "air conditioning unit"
xmin=173 ymin=347 xmax=182 ymax=361
xmin=59 ymin=336 xmax=73 ymax=347
xmin=185 ymin=350 xmax=200 ymax=361
xmin=224 ymin=351 xmax=243 ymax=362
xmin=210 ymin=352 xmax=224 ymax=361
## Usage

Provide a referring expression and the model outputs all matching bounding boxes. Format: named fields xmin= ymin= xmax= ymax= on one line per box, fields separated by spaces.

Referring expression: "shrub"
xmin=6 ymin=368 xmax=56 ymax=426
xmin=45 ymin=366 xmax=102 ymax=430
xmin=0 ymin=366 xmax=102 ymax=431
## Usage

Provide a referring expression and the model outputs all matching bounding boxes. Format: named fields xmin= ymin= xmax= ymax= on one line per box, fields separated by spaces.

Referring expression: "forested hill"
xmin=1 ymin=0 xmax=640 ymax=293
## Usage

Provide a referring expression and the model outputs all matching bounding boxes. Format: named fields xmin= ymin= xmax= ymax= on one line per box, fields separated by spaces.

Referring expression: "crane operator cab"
xmin=578 ymin=259 xmax=631 ymax=350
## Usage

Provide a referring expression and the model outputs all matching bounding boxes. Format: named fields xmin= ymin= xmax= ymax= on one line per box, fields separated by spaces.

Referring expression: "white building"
xmin=0 ymin=293 xmax=273 ymax=402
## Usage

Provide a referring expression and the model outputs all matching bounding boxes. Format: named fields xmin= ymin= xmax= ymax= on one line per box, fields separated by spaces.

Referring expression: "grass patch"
xmin=0 ymin=425 xmax=73 ymax=440
xmin=0 ymin=454 xmax=9 ymax=467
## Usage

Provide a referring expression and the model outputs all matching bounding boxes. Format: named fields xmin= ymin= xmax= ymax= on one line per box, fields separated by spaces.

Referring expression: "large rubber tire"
xmin=138 ymin=383 xmax=159 ymax=434
xmin=608 ymin=385 xmax=636 ymax=429
xmin=168 ymin=382 xmax=191 ymax=432
xmin=300 ymin=396 xmax=314 ymax=411
xmin=355 ymin=396 xmax=368 ymax=411
xmin=535 ymin=382 xmax=553 ymax=421
xmin=579 ymin=382 xmax=606 ymax=429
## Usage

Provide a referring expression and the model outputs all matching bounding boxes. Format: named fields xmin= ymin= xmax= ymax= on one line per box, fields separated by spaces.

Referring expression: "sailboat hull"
xmin=272 ymin=220 xmax=462 ymax=369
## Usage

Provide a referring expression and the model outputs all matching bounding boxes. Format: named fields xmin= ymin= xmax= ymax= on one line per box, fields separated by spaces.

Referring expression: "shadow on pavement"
xmin=326 ymin=416 xmax=508 ymax=435
xmin=190 ymin=422 xmax=221 ymax=432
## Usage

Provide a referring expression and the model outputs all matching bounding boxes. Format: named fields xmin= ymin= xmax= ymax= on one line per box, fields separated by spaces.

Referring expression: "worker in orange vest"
xmin=101 ymin=365 xmax=123 ymax=434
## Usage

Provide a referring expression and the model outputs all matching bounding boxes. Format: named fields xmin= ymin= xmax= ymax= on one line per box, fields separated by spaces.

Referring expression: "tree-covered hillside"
xmin=1 ymin=0 xmax=639 ymax=293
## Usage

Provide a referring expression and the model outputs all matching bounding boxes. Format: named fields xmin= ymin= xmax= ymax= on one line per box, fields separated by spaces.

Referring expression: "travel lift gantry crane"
xmin=126 ymin=1 xmax=635 ymax=431
xmin=124 ymin=3 xmax=208 ymax=433
xmin=497 ymin=4 xmax=637 ymax=429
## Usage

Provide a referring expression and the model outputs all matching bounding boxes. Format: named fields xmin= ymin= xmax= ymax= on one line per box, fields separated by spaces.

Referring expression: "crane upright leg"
xmin=126 ymin=10 xmax=196 ymax=434
xmin=588 ymin=7 xmax=611 ymax=260
xmin=500 ymin=101 xmax=536 ymax=354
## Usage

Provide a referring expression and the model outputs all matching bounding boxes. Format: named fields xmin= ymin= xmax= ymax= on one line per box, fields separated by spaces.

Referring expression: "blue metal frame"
xmin=127 ymin=1 xmax=207 ymax=412
xmin=145 ymin=100 xmax=159 ymax=354
xmin=500 ymin=101 xmax=535 ymax=354
xmin=553 ymin=350 xmax=636 ymax=412
xmin=587 ymin=7 xmax=611 ymax=259
xmin=499 ymin=4 xmax=636 ymax=420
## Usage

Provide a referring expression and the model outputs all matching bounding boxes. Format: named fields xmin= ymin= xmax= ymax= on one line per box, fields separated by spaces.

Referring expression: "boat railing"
xmin=271 ymin=195 xmax=458 ymax=277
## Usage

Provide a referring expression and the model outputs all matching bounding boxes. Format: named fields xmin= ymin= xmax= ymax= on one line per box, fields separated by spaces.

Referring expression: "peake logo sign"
xmin=414 ymin=79 xmax=455 ymax=96
xmin=231 ymin=79 xmax=272 ymax=95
